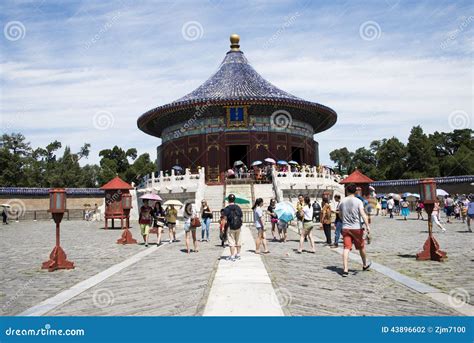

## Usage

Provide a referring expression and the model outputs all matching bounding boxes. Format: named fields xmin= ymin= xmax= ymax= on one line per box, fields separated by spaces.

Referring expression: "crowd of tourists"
xmin=136 ymin=186 xmax=473 ymax=276
xmin=136 ymin=183 xmax=374 ymax=276
xmin=376 ymin=193 xmax=473 ymax=233
xmin=225 ymin=160 xmax=340 ymax=183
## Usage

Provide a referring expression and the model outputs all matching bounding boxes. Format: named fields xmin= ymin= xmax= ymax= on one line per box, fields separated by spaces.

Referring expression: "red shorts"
xmin=342 ymin=229 xmax=365 ymax=250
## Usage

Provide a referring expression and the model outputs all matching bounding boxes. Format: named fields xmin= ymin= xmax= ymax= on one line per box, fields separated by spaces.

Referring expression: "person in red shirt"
xmin=139 ymin=200 xmax=153 ymax=247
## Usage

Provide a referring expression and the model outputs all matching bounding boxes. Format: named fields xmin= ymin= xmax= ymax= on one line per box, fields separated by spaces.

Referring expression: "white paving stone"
xmin=203 ymin=224 xmax=284 ymax=316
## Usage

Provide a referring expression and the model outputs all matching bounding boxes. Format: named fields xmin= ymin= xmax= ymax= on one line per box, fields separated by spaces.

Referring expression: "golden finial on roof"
xmin=230 ymin=34 xmax=240 ymax=51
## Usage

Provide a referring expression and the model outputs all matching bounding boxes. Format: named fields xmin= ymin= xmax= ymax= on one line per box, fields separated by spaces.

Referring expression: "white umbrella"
xmin=436 ymin=189 xmax=449 ymax=196
xmin=140 ymin=193 xmax=163 ymax=201
xmin=406 ymin=194 xmax=420 ymax=201
xmin=251 ymin=160 xmax=263 ymax=167
xmin=1 ymin=204 xmax=11 ymax=207
xmin=163 ymin=199 xmax=184 ymax=207
xmin=388 ymin=193 xmax=401 ymax=201
xmin=264 ymin=158 xmax=276 ymax=164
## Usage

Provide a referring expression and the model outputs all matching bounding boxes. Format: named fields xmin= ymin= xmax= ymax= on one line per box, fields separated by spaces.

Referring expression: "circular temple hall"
xmin=137 ymin=34 xmax=337 ymax=182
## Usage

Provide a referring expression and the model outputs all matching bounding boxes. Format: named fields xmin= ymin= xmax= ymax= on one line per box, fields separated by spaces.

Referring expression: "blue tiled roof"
xmin=371 ymin=175 xmax=474 ymax=187
xmin=137 ymin=42 xmax=338 ymax=137
xmin=0 ymin=188 xmax=105 ymax=196
xmin=175 ymin=51 xmax=301 ymax=102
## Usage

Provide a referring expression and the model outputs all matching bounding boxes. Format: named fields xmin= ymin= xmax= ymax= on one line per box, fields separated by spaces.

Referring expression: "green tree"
xmin=352 ymin=147 xmax=378 ymax=179
xmin=329 ymin=147 xmax=353 ymax=174
xmin=375 ymin=137 xmax=407 ymax=179
xmin=98 ymin=146 xmax=154 ymax=186
xmin=405 ymin=126 xmax=439 ymax=178
xmin=0 ymin=133 xmax=31 ymax=186
xmin=128 ymin=153 xmax=156 ymax=185
xmin=79 ymin=164 xmax=101 ymax=188
xmin=430 ymin=129 xmax=474 ymax=176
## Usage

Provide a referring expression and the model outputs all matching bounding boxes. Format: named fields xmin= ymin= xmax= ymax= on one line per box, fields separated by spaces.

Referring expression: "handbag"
xmin=191 ymin=217 xmax=201 ymax=227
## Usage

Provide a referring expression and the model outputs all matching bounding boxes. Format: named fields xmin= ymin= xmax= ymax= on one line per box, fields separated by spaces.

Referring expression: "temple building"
xmin=137 ymin=34 xmax=337 ymax=182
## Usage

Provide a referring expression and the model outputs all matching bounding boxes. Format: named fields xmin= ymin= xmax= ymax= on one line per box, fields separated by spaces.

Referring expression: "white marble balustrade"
xmin=139 ymin=167 xmax=205 ymax=195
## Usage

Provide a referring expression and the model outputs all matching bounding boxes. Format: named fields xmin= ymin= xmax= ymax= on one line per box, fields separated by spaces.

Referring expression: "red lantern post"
xmin=116 ymin=193 xmax=137 ymax=244
xmin=416 ymin=178 xmax=447 ymax=261
xmin=42 ymin=189 xmax=75 ymax=271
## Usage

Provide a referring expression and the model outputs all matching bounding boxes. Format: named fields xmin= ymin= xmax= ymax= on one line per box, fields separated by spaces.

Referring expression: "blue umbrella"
xmin=402 ymin=192 xmax=412 ymax=198
xmin=277 ymin=160 xmax=288 ymax=165
xmin=274 ymin=201 xmax=296 ymax=223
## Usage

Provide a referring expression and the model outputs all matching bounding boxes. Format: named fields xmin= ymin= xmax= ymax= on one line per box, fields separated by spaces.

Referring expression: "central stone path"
xmin=203 ymin=224 xmax=284 ymax=316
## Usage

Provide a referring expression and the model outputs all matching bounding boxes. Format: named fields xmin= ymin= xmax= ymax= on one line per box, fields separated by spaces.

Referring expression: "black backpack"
xmin=228 ymin=205 xmax=242 ymax=230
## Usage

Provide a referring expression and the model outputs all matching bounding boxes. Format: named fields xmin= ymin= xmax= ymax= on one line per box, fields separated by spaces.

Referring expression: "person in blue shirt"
xmin=381 ymin=197 xmax=388 ymax=216
xmin=467 ymin=194 xmax=474 ymax=233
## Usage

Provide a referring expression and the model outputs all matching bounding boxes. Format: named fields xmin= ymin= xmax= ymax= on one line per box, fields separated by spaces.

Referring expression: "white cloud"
xmin=1 ymin=0 xmax=472 ymax=168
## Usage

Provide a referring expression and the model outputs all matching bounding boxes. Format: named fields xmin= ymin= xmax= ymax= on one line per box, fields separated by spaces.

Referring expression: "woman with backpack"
xmin=253 ymin=198 xmax=269 ymax=254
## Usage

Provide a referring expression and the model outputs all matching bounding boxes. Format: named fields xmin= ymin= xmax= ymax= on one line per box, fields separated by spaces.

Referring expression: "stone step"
xmin=203 ymin=185 xmax=224 ymax=211
xmin=225 ymin=184 xmax=253 ymax=209
xmin=253 ymin=184 xmax=276 ymax=207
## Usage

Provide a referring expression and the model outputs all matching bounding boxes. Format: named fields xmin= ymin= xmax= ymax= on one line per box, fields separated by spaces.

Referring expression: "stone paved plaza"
xmin=0 ymin=213 xmax=472 ymax=316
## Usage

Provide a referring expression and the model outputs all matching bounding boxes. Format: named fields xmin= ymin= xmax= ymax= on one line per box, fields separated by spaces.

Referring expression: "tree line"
xmin=0 ymin=133 xmax=156 ymax=188
xmin=329 ymin=127 xmax=473 ymax=180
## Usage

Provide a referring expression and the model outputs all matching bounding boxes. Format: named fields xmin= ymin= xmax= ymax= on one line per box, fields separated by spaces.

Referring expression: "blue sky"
xmin=1 ymin=0 xmax=472 ymax=167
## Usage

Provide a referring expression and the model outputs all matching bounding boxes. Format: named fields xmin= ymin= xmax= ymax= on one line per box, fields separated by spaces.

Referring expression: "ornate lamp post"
xmin=416 ymin=178 xmax=447 ymax=261
xmin=116 ymin=193 xmax=137 ymax=244
xmin=42 ymin=189 xmax=75 ymax=271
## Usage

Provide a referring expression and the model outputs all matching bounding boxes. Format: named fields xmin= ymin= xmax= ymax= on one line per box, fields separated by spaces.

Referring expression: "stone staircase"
xmin=252 ymin=183 xmax=276 ymax=208
xmin=225 ymin=184 xmax=253 ymax=210
xmin=202 ymin=185 xmax=225 ymax=212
